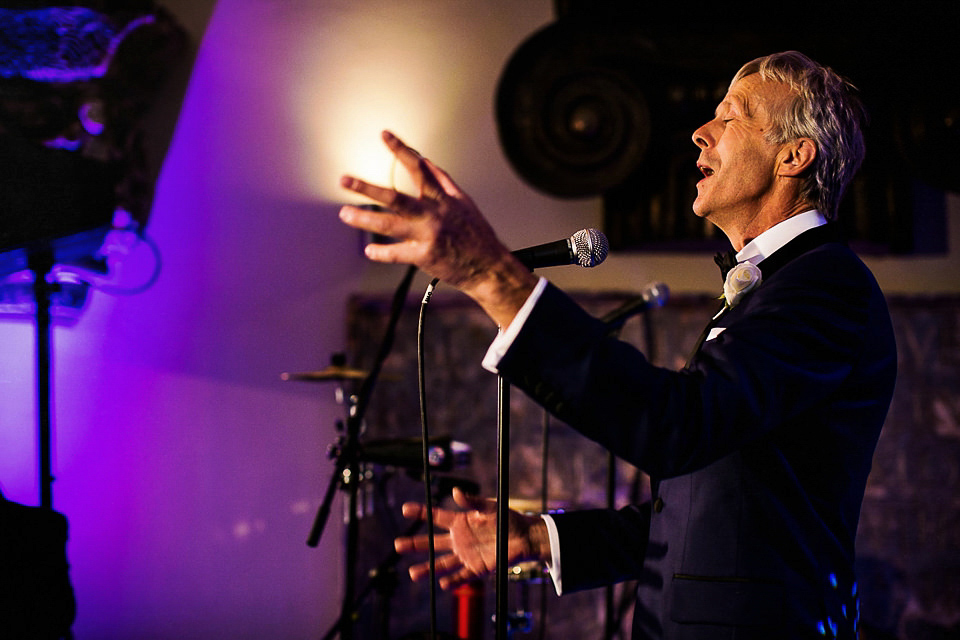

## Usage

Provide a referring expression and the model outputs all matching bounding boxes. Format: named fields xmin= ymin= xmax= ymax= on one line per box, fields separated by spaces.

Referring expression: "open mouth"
xmin=698 ymin=163 xmax=715 ymax=178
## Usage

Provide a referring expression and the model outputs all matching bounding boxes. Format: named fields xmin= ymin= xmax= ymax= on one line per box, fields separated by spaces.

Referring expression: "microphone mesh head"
xmin=571 ymin=228 xmax=609 ymax=267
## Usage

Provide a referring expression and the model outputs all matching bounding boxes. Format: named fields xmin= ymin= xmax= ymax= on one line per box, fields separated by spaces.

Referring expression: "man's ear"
xmin=778 ymin=138 xmax=817 ymax=177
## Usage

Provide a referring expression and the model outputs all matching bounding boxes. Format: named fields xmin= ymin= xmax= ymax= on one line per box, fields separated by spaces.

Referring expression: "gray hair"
xmin=732 ymin=51 xmax=867 ymax=220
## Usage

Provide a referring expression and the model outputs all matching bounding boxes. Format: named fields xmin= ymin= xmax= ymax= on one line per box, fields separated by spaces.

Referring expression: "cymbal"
xmin=281 ymin=366 xmax=369 ymax=382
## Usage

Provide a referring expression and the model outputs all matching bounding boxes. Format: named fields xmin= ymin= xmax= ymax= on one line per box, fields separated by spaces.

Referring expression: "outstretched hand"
xmin=394 ymin=487 xmax=550 ymax=590
xmin=338 ymin=130 xmax=538 ymax=329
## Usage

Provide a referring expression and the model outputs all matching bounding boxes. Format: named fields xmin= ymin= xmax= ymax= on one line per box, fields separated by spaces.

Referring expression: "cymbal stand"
xmin=307 ymin=265 xmax=417 ymax=640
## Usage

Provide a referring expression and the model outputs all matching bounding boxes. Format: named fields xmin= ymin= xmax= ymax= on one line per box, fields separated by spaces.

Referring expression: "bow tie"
xmin=714 ymin=250 xmax=739 ymax=281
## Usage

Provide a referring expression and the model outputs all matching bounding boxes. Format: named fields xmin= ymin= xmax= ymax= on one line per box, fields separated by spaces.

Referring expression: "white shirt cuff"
xmin=540 ymin=513 xmax=564 ymax=596
xmin=481 ymin=277 xmax=549 ymax=374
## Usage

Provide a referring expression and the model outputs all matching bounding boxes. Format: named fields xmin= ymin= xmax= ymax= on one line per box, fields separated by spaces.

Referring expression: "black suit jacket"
xmin=497 ymin=225 xmax=897 ymax=639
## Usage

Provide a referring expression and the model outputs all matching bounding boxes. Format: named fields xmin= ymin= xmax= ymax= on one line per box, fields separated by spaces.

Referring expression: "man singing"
xmin=338 ymin=51 xmax=896 ymax=639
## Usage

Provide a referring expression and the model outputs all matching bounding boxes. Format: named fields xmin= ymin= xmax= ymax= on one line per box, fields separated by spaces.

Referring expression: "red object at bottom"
xmin=452 ymin=580 xmax=485 ymax=640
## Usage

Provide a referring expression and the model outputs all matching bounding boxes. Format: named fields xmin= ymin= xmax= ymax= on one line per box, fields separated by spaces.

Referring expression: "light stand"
xmin=28 ymin=249 xmax=56 ymax=509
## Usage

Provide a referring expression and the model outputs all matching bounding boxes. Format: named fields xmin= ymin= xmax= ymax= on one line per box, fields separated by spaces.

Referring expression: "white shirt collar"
xmin=736 ymin=210 xmax=827 ymax=265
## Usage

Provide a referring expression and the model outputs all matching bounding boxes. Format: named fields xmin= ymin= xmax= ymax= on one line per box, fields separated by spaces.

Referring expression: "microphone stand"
xmin=495 ymin=374 xmax=510 ymax=640
xmin=600 ymin=294 xmax=661 ymax=639
xmin=602 ymin=320 xmax=622 ymax=640
xmin=307 ymin=265 xmax=417 ymax=640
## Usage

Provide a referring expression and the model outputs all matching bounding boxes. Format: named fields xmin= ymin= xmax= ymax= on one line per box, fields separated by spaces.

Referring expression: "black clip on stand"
xmin=306 ymin=265 xmax=417 ymax=640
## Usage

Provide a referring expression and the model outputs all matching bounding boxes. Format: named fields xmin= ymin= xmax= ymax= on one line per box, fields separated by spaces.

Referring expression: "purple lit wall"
xmin=1 ymin=2 xmax=958 ymax=639
xmin=0 ymin=2 xmax=564 ymax=638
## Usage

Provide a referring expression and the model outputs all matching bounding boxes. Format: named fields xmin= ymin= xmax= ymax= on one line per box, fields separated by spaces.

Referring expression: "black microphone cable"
xmin=418 ymin=276 xmax=441 ymax=640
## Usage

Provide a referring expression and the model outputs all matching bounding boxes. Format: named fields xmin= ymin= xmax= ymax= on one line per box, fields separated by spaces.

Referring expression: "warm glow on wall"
xmin=289 ymin=4 xmax=471 ymax=201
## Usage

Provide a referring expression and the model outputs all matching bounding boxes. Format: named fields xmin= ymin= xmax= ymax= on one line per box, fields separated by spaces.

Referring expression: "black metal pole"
xmin=340 ymin=417 xmax=360 ymax=640
xmin=29 ymin=250 xmax=55 ymax=509
xmin=605 ymin=452 xmax=616 ymax=639
xmin=496 ymin=375 xmax=510 ymax=640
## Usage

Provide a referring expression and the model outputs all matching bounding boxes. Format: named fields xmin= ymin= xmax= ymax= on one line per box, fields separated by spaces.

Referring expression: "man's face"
xmin=691 ymin=73 xmax=793 ymax=227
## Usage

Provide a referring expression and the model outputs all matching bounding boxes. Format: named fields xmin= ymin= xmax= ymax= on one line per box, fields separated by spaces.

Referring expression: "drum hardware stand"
xmin=321 ymin=516 xmax=424 ymax=640
xmin=297 ymin=265 xmax=417 ymax=640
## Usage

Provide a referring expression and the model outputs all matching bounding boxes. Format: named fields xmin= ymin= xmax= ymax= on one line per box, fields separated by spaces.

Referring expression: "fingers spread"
xmin=339 ymin=175 xmax=396 ymax=209
xmin=339 ymin=177 xmax=425 ymax=218
xmin=408 ymin=553 xmax=465 ymax=584
xmin=401 ymin=501 xmax=426 ymax=520
xmin=338 ymin=200 xmax=425 ymax=265
xmin=438 ymin=568 xmax=478 ymax=591
xmin=395 ymin=532 xmax=453 ymax=554
xmin=338 ymin=204 xmax=396 ymax=237
xmin=422 ymin=157 xmax=464 ymax=199
xmin=382 ymin=130 xmax=447 ymax=202
xmin=394 ymin=536 xmax=416 ymax=554
xmin=381 ymin=130 xmax=424 ymax=178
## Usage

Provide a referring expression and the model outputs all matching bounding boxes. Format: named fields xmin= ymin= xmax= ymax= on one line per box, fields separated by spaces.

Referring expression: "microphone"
xmin=512 ymin=228 xmax=609 ymax=269
xmin=357 ymin=436 xmax=471 ymax=472
xmin=601 ymin=282 xmax=669 ymax=329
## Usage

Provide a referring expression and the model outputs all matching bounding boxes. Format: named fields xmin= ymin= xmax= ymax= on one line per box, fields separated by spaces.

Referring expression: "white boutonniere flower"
xmin=721 ymin=262 xmax=762 ymax=311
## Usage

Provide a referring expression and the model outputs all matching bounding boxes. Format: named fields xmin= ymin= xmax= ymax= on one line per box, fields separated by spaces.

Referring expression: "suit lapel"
xmin=685 ymin=300 xmax=727 ymax=367
xmin=684 ymin=223 xmax=842 ymax=368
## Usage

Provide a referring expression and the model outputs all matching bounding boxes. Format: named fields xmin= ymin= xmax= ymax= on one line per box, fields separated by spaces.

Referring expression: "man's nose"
xmin=692 ymin=122 xmax=712 ymax=149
